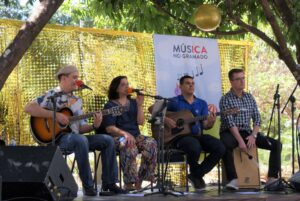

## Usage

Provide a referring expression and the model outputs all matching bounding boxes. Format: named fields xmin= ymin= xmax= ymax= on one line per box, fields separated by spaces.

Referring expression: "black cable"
xmin=296 ymin=113 xmax=300 ymax=169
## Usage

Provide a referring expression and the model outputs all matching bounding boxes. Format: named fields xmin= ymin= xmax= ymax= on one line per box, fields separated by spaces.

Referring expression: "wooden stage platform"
xmin=73 ymin=186 xmax=300 ymax=201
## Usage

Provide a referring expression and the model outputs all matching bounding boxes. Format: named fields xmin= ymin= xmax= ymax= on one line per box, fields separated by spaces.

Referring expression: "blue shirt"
xmin=167 ymin=95 xmax=208 ymax=135
xmin=102 ymin=99 xmax=141 ymax=137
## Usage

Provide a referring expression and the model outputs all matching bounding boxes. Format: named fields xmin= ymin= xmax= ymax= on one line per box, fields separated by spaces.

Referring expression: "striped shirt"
xmin=219 ymin=89 xmax=261 ymax=133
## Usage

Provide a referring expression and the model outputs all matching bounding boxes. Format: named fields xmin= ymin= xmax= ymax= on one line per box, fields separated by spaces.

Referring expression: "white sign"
xmin=153 ymin=34 xmax=222 ymax=108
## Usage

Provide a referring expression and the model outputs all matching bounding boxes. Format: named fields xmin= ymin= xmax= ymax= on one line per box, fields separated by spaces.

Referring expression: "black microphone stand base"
xmin=264 ymin=178 xmax=291 ymax=194
xmin=144 ymin=98 xmax=185 ymax=197
xmin=143 ymin=181 xmax=184 ymax=197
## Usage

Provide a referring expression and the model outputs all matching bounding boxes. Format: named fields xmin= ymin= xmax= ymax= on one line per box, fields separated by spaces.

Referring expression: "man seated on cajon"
xmin=219 ymin=68 xmax=281 ymax=190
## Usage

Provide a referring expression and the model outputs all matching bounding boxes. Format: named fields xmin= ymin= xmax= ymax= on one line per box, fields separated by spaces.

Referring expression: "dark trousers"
xmin=173 ymin=134 xmax=225 ymax=178
xmin=220 ymin=130 xmax=281 ymax=181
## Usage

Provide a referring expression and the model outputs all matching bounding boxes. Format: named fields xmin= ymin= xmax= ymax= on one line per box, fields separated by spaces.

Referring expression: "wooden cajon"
xmin=222 ymin=147 xmax=260 ymax=189
xmin=233 ymin=147 xmax=260 ymax=188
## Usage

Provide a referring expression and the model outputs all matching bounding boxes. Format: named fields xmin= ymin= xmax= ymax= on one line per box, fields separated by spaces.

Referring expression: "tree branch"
xmin=273 ymin=0 xmax=294 ymax=27
xmin=273 ymin=0 xmax=300 ymax=64
xmin=260 ymin=0 xmax=296 ymax=68
xmin=225 ymin=0 xmax=280 ymax=53
xmin=151 ymin=0 xmax=248 ymax=36
xmin=0 ymin=0 xmax=65 ymax=90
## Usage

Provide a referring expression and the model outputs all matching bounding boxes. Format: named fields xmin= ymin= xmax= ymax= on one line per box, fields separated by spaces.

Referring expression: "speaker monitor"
xmin=0 ymin=146 xmax=78 ymax=201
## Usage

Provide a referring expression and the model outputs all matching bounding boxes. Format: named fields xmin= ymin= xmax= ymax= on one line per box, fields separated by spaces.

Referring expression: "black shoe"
xmin=102 ymin=183 xmax=127 ymax=194
xmin=198 ymin=177 xmax=206 ymax=189
xmin=188 ymin=174 xmax=206 ymax=190
xmin=84 ymin=187 xmax=97 ymax=196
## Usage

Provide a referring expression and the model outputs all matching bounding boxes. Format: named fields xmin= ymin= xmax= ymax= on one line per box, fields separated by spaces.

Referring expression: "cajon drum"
xmin=222 ymin=147 xmax=260 ymax=189
xmin=233 ymin=147 xmax=260 ymax=188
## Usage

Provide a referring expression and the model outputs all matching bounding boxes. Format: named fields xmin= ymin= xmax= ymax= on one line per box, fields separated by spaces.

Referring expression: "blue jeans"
xmin=57 ymin=133 xmax=118 ymax=189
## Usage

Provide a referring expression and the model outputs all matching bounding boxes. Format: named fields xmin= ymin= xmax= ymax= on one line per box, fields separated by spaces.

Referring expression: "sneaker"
xmin=102 ymin=183 xmax=127 ymax=194
xmin=265 ymin=177 xmax=278 ymax=186
xmin=226 ymin=179 xmax=239 ymax=190
xmin=83 ymin=187 xmax=97 ymax=196
xmin=264 ymin=178 xmax=284 ymax=191
xmin=188 ymin=174 xmax=206 ymax=190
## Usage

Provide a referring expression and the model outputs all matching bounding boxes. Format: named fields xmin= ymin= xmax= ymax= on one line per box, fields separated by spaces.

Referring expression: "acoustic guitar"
xmin=30 ymin=106 xmax=127 ymax=145
xmin=151 ymin=108 xmax=240 ymax=144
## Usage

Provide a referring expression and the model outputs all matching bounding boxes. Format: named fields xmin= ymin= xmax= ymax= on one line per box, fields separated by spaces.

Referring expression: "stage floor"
xmin=73 ymin=186 xmax=300 ymax=201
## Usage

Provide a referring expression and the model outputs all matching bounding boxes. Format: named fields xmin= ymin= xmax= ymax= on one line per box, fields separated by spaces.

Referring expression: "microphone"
xmin=127 ymin=87 xmax=143 ymax=94
xmin=273 ymin=84 xmax=280 ymax=100
xmin=275 ymin=84 xmax=279 ymax=94
xmin=76 ymin=80 xmax=93 ymax=91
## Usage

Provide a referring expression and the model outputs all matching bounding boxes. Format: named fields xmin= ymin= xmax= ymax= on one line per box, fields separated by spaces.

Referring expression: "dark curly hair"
xmin=108 ymin=76 xmax=130 ymax=100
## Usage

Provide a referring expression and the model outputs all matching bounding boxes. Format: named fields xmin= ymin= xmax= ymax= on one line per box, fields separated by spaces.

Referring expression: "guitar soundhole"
xmin=44 ymin=119 xmax=50 ymax=132
xmin=59 ymin=123 xmax=67 ymax=129
xmin=176 ymin=119 xmax=184 ymax=127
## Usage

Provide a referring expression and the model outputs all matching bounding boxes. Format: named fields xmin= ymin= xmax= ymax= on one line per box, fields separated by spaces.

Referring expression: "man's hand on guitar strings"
xmin=56 ymin=112 xmax=69 ymax=126
xmin=208 ymin=104 xmax=217 ymax=114
xmin=164 ymin=117 xmax=177 ymax=128
xmin=93 ymin=112 xmax=102 ymax=128
xmin=207 ymin=112 xmax=216 ymax=122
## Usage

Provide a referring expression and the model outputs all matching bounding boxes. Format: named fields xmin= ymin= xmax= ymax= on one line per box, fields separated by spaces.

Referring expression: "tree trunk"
xmin=0 ymin=0 xmax=65 ymax=90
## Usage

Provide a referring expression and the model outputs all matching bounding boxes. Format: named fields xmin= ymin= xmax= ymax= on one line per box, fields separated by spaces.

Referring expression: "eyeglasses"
xmin=232 ymin=77 xmax=245 ymax=81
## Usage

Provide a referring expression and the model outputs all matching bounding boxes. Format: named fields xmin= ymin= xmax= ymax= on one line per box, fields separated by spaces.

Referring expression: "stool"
xmin=164 ymin=148 xmax=189 ymax=192
xmin=63 ymin=150 xmax=101 ymax=190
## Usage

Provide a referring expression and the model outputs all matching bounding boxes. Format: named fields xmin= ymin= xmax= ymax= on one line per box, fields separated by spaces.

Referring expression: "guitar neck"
xmin=69 ymin=108 xmax=112 ymax=122
xmin=187 ymin=111 xmax=221 ymax=124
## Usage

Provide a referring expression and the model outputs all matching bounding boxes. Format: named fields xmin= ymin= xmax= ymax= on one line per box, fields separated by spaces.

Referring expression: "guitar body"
xmin=151 ymin=107 xmax=239 ymax=145
xmin=151 ymin=110 xmax=195 ymax=144
xmin=30 ymin=108 xmax=73 ymax=145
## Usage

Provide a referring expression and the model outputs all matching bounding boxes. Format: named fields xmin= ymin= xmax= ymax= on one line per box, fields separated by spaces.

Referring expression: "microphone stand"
xmin=264 ymin=84 xmax=290 ymax=192
xmin=137 ymin=92 xmax=182 ymax=197
xmin=47 ymin=92 xmax=63 ymax=146
xmin=267 ymin=84 xmax=279 ymax=138
xmin=296 ymin=114 xmax=300 ymax=171
xmin=136 ymin=91 xmax=164 ymax=100
xmin=282 ymin=83 xmax=298 ymax=175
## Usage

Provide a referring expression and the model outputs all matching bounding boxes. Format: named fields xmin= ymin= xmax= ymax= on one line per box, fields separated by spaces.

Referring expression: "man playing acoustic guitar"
xmin=25 ymin=65 xmax=126 ymax=196
xmin=163 ymin=75 xmax=225 ymax=190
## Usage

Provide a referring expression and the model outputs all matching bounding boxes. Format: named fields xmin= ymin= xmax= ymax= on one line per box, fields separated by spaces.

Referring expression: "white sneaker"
xmin=226 ymin=179 xmax=239 ymax=190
